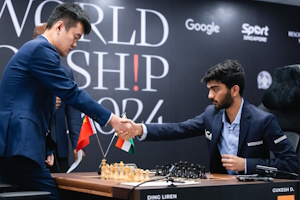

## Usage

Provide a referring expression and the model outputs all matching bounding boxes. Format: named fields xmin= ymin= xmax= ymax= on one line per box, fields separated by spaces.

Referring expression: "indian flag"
xmin=115 ymin=137 xmax=135 ymax=154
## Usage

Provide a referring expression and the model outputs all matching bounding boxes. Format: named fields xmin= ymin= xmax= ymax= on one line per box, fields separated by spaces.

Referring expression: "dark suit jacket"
xmin=145 ymin=101 xmax=299 ymax=175
xmin=0 ymin=36 xmax=111 ymax=168
xmin=50 ymin=65 xmax=82 ymax=158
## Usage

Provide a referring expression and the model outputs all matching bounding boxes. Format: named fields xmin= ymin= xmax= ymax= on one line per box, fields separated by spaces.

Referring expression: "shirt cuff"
xmin=105 ymin=113 xmax=113 ymax=127
xmin=137 ymin=124 xmax=148 ymax=141
xmin=244 ymin=159 xmax=247 ymax=174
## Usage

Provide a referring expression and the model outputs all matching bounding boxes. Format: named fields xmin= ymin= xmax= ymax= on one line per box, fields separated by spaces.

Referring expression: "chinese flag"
xmin=76 ymin=115 xmax=97 ymax=151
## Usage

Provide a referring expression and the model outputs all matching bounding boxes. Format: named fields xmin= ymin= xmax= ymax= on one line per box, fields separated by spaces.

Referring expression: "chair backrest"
xmin=259 ymin=65 xmax=300 ymax=175
xmin=258 ymin=103 xmax=300 ymax=175
xmin=284 ymin=131 xmax=300 ymax=153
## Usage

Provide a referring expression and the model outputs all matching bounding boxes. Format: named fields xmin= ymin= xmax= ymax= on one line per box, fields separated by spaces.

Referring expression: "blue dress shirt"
xmin=218 ymin=98 xmax=244 ymax=174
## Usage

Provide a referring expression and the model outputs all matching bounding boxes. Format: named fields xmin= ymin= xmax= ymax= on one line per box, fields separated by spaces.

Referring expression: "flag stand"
xmin=97 ymin=112 xmax=127 ymax=171
xmin=98 ymin=132 xmax=117 ymax=169
xmin=104 ymin=133 xmax=117 ymax=158
xmin=95 ymin=133 xmax=105 ymax=158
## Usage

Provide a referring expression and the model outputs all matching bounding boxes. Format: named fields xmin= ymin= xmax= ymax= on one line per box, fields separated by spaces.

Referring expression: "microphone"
xmin=256 ymin=165 xmax=277 ymax=174
xmin=236 ymin=174 xmax=273 ymax=182
xmin=256 ymin=165 xmax=299 ymax=179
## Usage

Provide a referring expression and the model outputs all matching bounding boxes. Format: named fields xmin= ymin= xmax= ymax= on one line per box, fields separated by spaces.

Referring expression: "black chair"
xmin=258 ymin=103 xmax=300 ymax=159
xmin=258 ymin=64 xmax=300 ymax=175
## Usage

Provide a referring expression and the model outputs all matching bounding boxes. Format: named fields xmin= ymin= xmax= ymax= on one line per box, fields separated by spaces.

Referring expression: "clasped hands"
xmin=109 ymin=114 xmax=140 ymax=141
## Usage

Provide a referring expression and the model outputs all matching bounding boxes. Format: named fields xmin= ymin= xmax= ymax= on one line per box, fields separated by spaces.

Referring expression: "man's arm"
xmin=118 ymin=114 xmax=206 ymax=141
xmin=247 ymin=114 xmax=299 ymax=175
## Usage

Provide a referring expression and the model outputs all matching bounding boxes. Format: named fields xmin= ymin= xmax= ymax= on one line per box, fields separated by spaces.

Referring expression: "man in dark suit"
xmin=33 ymin=23 xmax=83 ymax=173
xmin=0 ymin=3 xmax=133 ymax=200
xmin=120 ymin=59 xmax=299 ymax=177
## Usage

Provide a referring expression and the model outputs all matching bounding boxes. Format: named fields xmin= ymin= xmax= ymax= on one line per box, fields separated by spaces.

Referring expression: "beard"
xmin=211 ymin=90 xmax=233 ymax=110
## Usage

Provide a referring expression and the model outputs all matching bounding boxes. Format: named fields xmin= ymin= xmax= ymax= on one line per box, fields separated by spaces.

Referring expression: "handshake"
xmin=109 ymin=114 xmax=143 ymax=140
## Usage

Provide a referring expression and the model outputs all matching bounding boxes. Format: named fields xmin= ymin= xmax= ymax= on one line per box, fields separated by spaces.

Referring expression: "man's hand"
xmin=221 ymin=154 xmax=245 ymax=172
xmin=55 ymin=97 xmax=61 ymax=110
xmin=45 ymin=153 xmax=54 ymax=167
xmin=74 ymin=149 xmax=85 ymax=162
xmin=118 ymin=119 xmax=143 ymax=140
xmin=109 ymin=114 xmax=134 ymax=140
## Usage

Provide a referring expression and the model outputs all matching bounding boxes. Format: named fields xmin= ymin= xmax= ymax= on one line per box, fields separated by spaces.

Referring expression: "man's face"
xmin=56 ymin=22 xmax=83 ymax=57
xmin=207 ymin=80 xmax=233 ymax=110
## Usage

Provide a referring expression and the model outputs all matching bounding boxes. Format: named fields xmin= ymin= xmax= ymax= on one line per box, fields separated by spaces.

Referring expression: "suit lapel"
xmin=210 ymin=110 xmax=223 ymax=154
xmin=209 ymin=110 xmax=223 ymax=172
xmin=238 ymin=101 xmax=252 ymax=155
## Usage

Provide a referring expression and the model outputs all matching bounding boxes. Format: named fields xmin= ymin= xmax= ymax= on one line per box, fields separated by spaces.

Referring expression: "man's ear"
xmin=231 ymin=85 xmax=240 ymax=96
xmin=55 ymin=21 xmax=64 ymax=32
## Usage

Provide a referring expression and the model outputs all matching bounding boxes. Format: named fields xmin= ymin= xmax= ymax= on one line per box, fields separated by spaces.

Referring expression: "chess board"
xmin=97 ymin=159 xmax=208 ymax=183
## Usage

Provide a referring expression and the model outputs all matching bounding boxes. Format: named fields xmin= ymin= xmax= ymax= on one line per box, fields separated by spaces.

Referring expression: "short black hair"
xmin=46 ymin=3 xmax=91 ymax=34
xmin=201 ymin=59 xmax=245 ymax=96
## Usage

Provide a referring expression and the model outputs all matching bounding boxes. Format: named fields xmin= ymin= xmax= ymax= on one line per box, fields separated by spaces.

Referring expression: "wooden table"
xmin=52 ymin=172 xmax=300 ymax=200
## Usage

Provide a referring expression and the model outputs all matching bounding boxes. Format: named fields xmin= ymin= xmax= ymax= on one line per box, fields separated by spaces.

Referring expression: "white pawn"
xmin=119 ymin=162 xmax=125 ymax=181
xmin=145 ymin=169 xmax=150 ymax=181
xmin=140 ymin=169 xmax=145 ymax=182
xmin=134 ymin=168 xmax=140 ymax=182
xmin=100 ymin=165 xmax=105 ymax=179
xmin=113 ymin=164 xmax=119 ymax=180
xmin=128 ymin=166 xmax=134 ymax=182
xmin=105 ymin=164 xmax=110 ymax=179
xmin=124 ymin=165 xmax=129 ymax=182
xmin=109 ymin=164 xmax=114 ymax=179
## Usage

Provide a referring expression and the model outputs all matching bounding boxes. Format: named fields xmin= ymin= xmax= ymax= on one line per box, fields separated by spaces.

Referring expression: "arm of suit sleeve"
xmin=246 ymin=115 xmax=299 ymax=175
xmin=140 ymin=113 xmax=206 ymax=141
xmin=29 ymin=43 xmax=112 ymax=126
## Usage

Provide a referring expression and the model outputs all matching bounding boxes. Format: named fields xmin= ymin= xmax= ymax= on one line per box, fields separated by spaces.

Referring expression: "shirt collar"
xmin=41 ymin=34 xmax=50 ymax=43
xmin=222 ymin=98 xmax=244 ymax=125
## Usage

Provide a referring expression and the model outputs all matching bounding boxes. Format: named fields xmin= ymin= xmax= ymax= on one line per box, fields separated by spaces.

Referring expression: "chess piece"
xmin=119 ymin=161 xmax=125 ymax=181
xmin=155 ymin=165 xmax=160 ymax=176
xmin=145 ymin=169 xmax=150 ymax=181
xmin=109 ymin=164 xmax=114 ymax=179
xmin=98 ymin=158 xmax=107 ymax=175
xmin=113 ymin=163 xmax=119 ymax=180
xmin=100 ymin=165 xmax=105 ymax=179
xmin=134 ymin=168 xmax=140 ymax=182
xmin=124 ymin=165 xmax=129 ymax=182
xmin=139 ymin=169 xmax=145 ymax=182
xmin=105 ymin=164 xmax=110 ymax=179
xmin=201 ymin=166 xmax=207 ymax=179
xmin=119 ymin=161 xmax=124 ymax=173
xmin=128 ymin=166 xmax=134 ymax=182
xmin=102 ymin=159 xmax=107 ymax=166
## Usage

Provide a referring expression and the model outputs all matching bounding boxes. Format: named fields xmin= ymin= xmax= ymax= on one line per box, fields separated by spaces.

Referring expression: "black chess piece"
xmin=201 ymin=166 xmax=207 ymax=179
